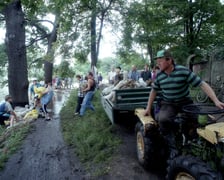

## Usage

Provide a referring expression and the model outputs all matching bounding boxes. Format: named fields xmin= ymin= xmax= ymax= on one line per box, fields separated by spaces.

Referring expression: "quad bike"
xmin=135 ymin=104 xmax=224 ymax=179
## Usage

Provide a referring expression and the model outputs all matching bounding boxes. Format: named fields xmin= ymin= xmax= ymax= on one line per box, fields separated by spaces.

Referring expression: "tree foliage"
xmin=0 ymin=0 xmax=224 ymax=104
xmin=54 ymin=60 xmax=75 ymax=79
xmin=118 ymin=0 xmax=224 ymax=65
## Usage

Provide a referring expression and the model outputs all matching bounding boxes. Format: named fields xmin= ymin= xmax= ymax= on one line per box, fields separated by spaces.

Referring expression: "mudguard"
xmin=135 ymin=108 xmax=157 ymax=135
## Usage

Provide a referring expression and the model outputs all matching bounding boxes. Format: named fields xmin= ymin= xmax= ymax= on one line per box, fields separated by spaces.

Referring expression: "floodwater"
xmin=52 ymin=89 xmax=71 ymax=114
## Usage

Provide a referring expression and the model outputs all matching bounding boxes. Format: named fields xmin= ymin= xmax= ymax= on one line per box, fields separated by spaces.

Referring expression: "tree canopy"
xmin=118 ymin=0 xmax=224 ymax=65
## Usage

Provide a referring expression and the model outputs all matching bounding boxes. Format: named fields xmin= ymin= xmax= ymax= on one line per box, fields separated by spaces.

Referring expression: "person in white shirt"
xmin=108 ymin=67 xmax=116 ymax=84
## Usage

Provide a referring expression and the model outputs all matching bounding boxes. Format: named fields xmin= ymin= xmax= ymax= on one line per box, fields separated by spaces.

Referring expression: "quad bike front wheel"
xmin=135 ymin=122 xmax=167 ymax=170
xmin=167 ymin=155 xmax=222 ymax=180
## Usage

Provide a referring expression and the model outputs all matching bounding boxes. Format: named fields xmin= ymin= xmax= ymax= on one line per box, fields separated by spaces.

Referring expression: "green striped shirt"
xmin=153 ymin=65 xmax=202 ymax=102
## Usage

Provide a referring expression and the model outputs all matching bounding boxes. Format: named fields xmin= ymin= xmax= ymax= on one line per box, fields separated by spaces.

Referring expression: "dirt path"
xmin=0 ymin=90 xmax=87 ymax=180
xmin=0 ymin=90 xmax=165 ymax=180
xmin=101 ymin=125 xmax=165 ymax=180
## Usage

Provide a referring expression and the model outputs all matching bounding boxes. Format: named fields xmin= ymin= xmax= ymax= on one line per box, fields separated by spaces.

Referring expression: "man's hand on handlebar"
xmin=214 ymin=100 xmax=224 ymax=110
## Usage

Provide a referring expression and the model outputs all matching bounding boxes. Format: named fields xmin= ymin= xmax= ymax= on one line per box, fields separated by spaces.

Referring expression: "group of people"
xmin=53 ymin=77 xmax=73 ymax=89
xmin=0 ymin=70 xmax=97 ymax=127
xmin=0 ymin=79 xmax=54 ymax=128
xmin=1 ymin=48 xmax=224 ymax=146
xmin=108 ymin=64 xmax=159 ymax=86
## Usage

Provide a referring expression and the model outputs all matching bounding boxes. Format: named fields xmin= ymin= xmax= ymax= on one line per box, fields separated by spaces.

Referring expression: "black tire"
xmin=135 ymin=122 xmax=167 ymax=170
xmin=167 ymin=155 xmax=222 ymax=180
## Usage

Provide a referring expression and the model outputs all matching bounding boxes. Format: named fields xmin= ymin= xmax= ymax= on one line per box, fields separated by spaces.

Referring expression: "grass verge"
xmin=60 ymin=89 xmax=121 ymax=177
xmin=0 ymin=123 xmax=30 ymax=170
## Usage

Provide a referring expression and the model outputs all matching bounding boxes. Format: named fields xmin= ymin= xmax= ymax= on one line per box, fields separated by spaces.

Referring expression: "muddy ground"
xmin=0 ymin=90 xmax=165 ymax=180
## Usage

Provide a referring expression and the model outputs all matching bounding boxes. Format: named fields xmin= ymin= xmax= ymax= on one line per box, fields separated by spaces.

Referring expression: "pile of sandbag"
xmin=102 ymin=74 xmax=147 ymax=102
xmin=15 ymin=106 xmax=39 ymax=122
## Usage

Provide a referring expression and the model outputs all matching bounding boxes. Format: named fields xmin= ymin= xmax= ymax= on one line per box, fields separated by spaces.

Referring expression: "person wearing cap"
xmin=0 ymin=95 xmax=18 ymax=127
xmin=144 ymin=49 xmax=224 ymax=158
xmin=29 ymin=78 xmax=42 ymax=101
xmin=79 ymin=72 xmax=96 ymax=117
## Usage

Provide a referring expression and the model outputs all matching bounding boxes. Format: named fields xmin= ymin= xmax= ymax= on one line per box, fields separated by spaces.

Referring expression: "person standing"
xmin=151 ymin=65 xmax=160 ymax=82
xmin=0 ymin=95 xmax=18 ymax=127
xmin=141 ymin=64 xmax=152 ymax=85
xmin=29 ymin=78 xmax=41 ymax=101
xmin=128 ymin=65 xmax=140 ymax=81
xmin=108 ymin=67 xmax=116 ymax=84
xmin=79 ymin=72 xmax=96 ymax=117
xmin=114 ymin=66 xmax=123 ymax=86
xmin=144 ymin=49 xmax=224 ymax=158
xmin=40 ymin=81 xmax=54 ymax=121
xmin=74 ymin=75 xmax=85 ymax=115
xmin=98 ymin=73 xmax=103 ymax=85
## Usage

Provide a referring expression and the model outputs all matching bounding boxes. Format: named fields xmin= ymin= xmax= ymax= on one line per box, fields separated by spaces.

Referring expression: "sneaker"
xmin=74 ymin=112 xmax=79 ymax=116
xmin=45 ymin=118 xmax=51 ymax=121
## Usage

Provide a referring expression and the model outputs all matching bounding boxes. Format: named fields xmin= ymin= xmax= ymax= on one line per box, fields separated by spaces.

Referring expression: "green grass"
xmin=0 ymin=124 xmax=30 ymax=169
xmin=60 ymin=89 xmax=121 ymax=177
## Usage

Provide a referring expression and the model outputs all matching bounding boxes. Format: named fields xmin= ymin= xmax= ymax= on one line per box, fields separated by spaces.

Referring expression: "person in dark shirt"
xmin=79 ymin=72 xmax=96 ymax=116
xmin=114 ymin=66 xmax=123 ymax=86
xmin=141 ymin=64 xmax=152 ymax=86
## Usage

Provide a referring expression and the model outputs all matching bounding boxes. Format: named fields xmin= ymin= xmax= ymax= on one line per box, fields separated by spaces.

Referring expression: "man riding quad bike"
xmin=136 ymin=49 xmax=224 ymax=179
xmin=135 ymin=104 xmax=224 ymax=179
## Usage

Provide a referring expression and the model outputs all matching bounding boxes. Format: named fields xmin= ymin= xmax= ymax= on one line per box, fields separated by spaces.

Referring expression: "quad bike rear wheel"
xmin=167 ymin=155 xmax=222 ymax=180
xmin=135 ymin=122 xmax=167 ymax=170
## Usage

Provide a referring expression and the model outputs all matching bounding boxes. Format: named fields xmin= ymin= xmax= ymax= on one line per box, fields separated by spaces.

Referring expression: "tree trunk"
xmin=44 ymin=16 xmax=59 ymax=83
xmin=3 ymin=0 xmax=29 ymax=107
xmin=44 ymin=61 xmax=53 ymax=84
xmin=90 ymin=12 xmax=97 ymax=68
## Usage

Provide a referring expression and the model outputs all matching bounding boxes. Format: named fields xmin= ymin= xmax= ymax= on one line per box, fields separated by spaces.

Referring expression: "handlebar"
xmin=183 ymin=104 xmax=224 ymax=115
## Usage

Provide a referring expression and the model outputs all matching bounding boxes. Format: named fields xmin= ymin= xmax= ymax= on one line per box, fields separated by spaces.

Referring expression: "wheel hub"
xmin=176 ymin=172 xmax=195 ymax=180
xmin=137 ymin=132 xmax=144 ymax=159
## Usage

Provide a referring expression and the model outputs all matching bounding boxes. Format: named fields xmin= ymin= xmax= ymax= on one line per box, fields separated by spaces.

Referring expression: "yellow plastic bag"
xmin=24 ymin=109 xmax=39 ymax=121
xmin=34 ymin=86 xmax=46 ymax=98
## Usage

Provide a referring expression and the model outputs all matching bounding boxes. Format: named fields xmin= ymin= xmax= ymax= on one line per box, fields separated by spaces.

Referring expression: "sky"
xmin=99 ymin=27 xmax=117 ymax=59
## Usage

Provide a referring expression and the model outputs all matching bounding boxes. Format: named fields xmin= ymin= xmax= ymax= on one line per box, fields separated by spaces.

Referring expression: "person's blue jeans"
xmin=79 ymin=91 xmax=95 ymax=116
xmin=75 ymin=96 xmax=84 ymax=113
